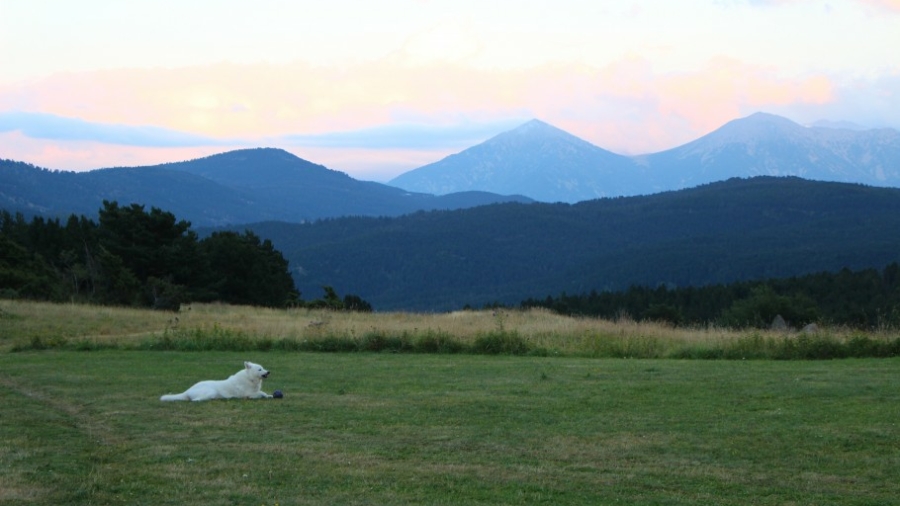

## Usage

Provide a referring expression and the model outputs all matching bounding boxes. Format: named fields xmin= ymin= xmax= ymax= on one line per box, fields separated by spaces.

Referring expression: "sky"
xmin=1 ymin=0 xmax=898 ymax=181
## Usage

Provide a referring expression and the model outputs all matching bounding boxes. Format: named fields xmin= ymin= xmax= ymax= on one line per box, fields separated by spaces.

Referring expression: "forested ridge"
xmin=240 ymin=177 xmax=900 ymax=312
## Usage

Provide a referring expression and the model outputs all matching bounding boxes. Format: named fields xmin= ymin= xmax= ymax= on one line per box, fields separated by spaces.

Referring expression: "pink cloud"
xmin=0 ymin=56 xmax=843 ymax=174
xmin=652 ymin=57 xmax=834 ymax=134
xmin=849 ymin=0 xmax=900 ymax=12
xmin=499 ymin=57 xmax=836 ymax=155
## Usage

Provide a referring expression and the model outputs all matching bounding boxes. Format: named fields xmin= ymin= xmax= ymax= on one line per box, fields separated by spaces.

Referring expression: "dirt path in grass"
xmin=0 ymin=374 xmax=120 ymax=442
xmin=0 ymin=373 xmax=125 ymax=504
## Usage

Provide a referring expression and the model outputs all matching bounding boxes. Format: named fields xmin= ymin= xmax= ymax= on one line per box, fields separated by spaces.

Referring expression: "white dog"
xmin=160 ymin=361 xmax=273 ymax=401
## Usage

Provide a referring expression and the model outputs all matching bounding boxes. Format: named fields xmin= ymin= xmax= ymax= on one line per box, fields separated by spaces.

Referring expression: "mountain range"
xmin=3 ymin=112 xmax=900 ymax=311
xmin=390 ymin=113 xmax=900 ymax=202
xmin=2 ymin=112 xmax=898 ymax=223
xmin=0 ymin=148 xmax=531 ymax=227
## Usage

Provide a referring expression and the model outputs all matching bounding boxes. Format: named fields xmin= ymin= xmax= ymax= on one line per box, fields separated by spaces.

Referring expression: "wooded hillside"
xmin=240 ymin=177 xmax=900 ymax=311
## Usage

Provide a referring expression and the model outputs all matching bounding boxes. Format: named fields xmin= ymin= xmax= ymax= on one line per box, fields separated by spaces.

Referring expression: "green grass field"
xmin=2 ymin=350 xmax=899 ymax=505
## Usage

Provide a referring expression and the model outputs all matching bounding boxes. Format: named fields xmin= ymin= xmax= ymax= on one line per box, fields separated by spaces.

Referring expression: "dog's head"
xmin=244 ymin=361 xmax=270 ymax=380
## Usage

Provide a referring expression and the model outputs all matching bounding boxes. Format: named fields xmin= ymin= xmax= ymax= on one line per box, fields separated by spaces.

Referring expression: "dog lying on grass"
xmin=160 ymin=361 xmax=273 ymax=401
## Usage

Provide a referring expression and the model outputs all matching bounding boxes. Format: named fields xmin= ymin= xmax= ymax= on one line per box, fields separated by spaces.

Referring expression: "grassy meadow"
xmin=1 ymin=301 xmax=900 ymax=505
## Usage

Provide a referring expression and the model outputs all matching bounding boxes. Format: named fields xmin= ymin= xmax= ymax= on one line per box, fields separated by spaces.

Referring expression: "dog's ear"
xmin=244 ymin=361 xmax=251 ymax=370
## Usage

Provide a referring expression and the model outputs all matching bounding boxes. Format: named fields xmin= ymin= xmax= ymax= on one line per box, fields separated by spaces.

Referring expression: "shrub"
xmin=723 ymin=332 xmax=770 ymax=359
xmin=845 ymin=334 xmax=900 ymax=358
xmin=301 ymin=336 xmax=358 ymax=353
xmin=359 ymin=332 xmax=411 ymax=353
xmin=768 ymin=334 xmax=842 ymax=360
xmin=669 ymin=346 xmax=725 ymax=360
xmin=414 ymin=331 xmax=465 ymax=354
xmin=472 ymin=330 xmax=530 ymax=355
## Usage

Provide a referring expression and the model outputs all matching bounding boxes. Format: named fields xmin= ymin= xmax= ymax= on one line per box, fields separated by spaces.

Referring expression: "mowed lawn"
xmin=1 ymin=351 xmax=899 ymax=505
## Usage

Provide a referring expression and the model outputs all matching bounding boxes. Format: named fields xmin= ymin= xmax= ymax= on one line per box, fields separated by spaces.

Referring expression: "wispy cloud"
xmin=0 ymin=130 xmax=243 ymax=172
xmin=0 ymin=58 xmax=882 ymax=173
xmin=281 ymin=120 xmax=526 ymax=149
xmin=0 ymin=111 xmax=231 ymax=147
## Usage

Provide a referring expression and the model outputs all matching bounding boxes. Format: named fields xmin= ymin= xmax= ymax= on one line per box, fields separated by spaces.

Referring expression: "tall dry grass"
xmin=3 ymin=300 xmax=896 ymax=358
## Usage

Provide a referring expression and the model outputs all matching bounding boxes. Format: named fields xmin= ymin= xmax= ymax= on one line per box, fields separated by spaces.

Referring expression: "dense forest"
xmin=521 ymin=263 xmax=900 ymax=329
xmin=4 ymin=199 xmax=900 ymax=329
xmin=5 ymin=176 xmax=900 ymax=327
xmin=240 ymin=177 xmax=900 ymax=311
xmin=0 ymin=203 xmax=367 ymax=310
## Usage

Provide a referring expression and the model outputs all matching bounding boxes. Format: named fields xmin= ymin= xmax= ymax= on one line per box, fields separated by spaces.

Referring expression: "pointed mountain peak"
xmin=388 ymin=118 xmax=634 ymax=202
xmin=515 ymin=118 xmax=552 ymax=129
xmin=507 ymin=118 xmax=565 ymax=135
xmin=744 ymin=111 xmax=792 ymax=122
xmin=722 ymin=112 xmax=803 ymax=128
xmin=488 ymin=118 xmax=595 ymax=148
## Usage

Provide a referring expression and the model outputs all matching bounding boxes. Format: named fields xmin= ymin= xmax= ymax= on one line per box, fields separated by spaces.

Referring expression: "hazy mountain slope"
xmin=0 ymin=149 xmax=532 ymax=226
xmin=809 ymin=119 xmax=868 ymax=130
xmin=156 ymin=147 xmax=533 ymax=218
xmin=6 ymin=114 xmax=898 ymax=224
xmin=389 ymin=119 xmax=643 ymax=202
xmin=240 ymin=177 xmax=900 ymax=311
xmin=0 ymin=159 xmax=267 ymax=225
xmin=641 ymin=112 xmax=900 ymax=190
xmin=815 ymin=126 xmax=900 ymax=183
xmin=390 ymin=113 xmax=900 ymax=202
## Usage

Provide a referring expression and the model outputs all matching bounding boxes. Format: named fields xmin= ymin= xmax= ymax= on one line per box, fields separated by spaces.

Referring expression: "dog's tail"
xmin=160 ymin=392 xmax=190 ymax=401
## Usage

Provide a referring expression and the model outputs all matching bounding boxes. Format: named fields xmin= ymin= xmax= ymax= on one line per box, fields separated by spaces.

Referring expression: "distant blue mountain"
xmin=389 ymin=119 xmax=642 ymax=202
xmin=640 ymin=112 xmax=900 ymax=191
xmin=4 ymin=113 xmax=899 ymax=224
xmin=390 ymin=113 xmax=900 ymax=202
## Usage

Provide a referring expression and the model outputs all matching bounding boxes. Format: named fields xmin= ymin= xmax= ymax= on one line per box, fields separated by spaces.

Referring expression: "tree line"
xmin=521 ymin=263 xmax=900 ymax=329
xmin=0 ymin=202 xmax=370 ymax=311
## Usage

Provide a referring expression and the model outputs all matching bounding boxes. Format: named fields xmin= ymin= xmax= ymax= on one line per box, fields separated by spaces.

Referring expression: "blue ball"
xmin=273 ymin=390 xmax=283 ymax=399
